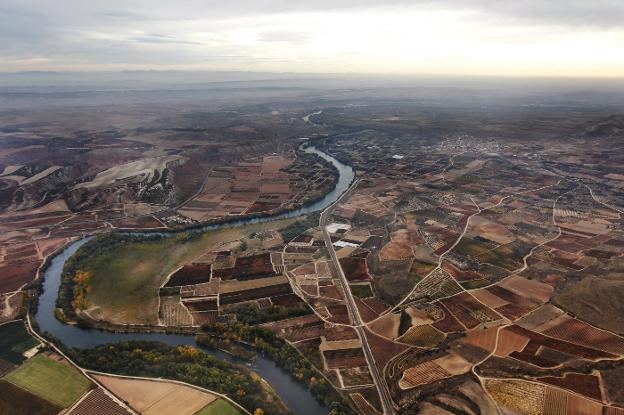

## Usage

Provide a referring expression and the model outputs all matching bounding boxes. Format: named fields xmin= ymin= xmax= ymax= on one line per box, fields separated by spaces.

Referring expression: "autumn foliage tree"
xmin=71 ymin=270 xmax=92 ymax=310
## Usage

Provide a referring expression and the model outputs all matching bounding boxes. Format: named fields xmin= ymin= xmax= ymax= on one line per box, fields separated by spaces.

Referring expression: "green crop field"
xmin=194 ymin=398 xmax=241 ymax=415
xmin=3 ymin=354 xmax=92 ymax=407
xmin=461 ymin=279 xmax=491 ymax=290
xmin=350 ymin=283 xmax=374 ymax=298
xmin=0 ymin=320 xmax=39 ymax=364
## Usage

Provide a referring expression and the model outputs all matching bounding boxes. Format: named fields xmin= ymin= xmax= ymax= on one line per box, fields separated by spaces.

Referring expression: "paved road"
xmin=319 ymin=180 xmax=396 ymax=415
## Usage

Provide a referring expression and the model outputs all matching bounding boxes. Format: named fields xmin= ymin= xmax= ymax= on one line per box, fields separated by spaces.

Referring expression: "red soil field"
xmin=441 ymin=292 xmax=499 ymax=329
xmin=182 ymin=298 xmax=218 ymax=312
xmin=0 ymin=379 xmax=62 ymax=415
xmin=566 ymin=394 xmax=603 ymax=415
xmin=537 ymin=373 xmax=602 ymax=401
xmin=486 ymin=285 xmax=534 ymax=306
xmin=292 ymin=262 xmax=316 ymax=276
xmin=323 ymin=348 xmax=367 ymax=369
xmin=271 ymin=293 xmax=303 ymax=306
xmin=213 ymin=252 xmax=276 ymax=280
xmin=339 ymin=257 xmax=371 ymax=281
xmin=327 ymin=304 xmax=352 ymax=324
xmin=68 ymin=388 xmax=131 ymax=415
xmin=164 ymin=263 xmax=212 ymax=287
xmin=505 ymin=325 xmax=616 ymax=365
xmin=220 ymin=283 xmax=293 ymax=305
xmin=462 ymin=326 xmax=500 ymax=353
xmin=494 ymin=327 xmax=530 ymax=356
xmin=355 ymin=298 xmax=380 ymax=322
xmin=432 ymin=303 xmax=466 ymax=333
xmin=319 ymin=285 xmax=344 ymax=300
xmin=496 ymin=302 xmax=538 ymax=321
xmin=543 ymin=318 xmax=624 ymax=355
xmin=472 ymin=289 xmax=509 ymax=309
xmin=324 ymin=326 xmax=359 ymax=341
xmin=363 ymin=298 xmax=388 ymax=314
xmin=301 ymin=285 xmax=317 ymax=296
xmin=0 ymin=260 xmax=41 ymax=294
xmin=363 ymin=327 xmax=409 ymax=368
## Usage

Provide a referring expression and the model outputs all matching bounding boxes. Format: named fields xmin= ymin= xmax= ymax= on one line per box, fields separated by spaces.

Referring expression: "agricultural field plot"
xmin=461 ymin=325 xmax=501 ymax=353
xmin=214 ymin=252 xmax=277 ymax=280
xmin=0 ymin=379 xmax=62 ymax=415
xmin=485 ymin=378 xmax=620 ymax=415
xmin=164 ymin=263 xmax=212 ymax=287
xmin=368 ymin=313 xmax=401 ymax=340
xmin=541 ymin=316 xmax=624 ymax=356
xmin=323 ymin=347 xmax=368 ymax=370
xmin=399 ymin=360 xmax=451 ymax=389
xmin=0 ymin=291 xmax=25 ymax=323
xmin=350 ymin=283 xmax=374 ymax=298
xmin=92 ymin=374 xmax=216 ymax=415
xmin=159 ymin=295 xmax=194 ymax=326
xmin=4 ymin=353 xmax=93 ymax=407
xmin=397 ymin=324 xmax=445 ymax=347
xmin=493 ymin=325 xmax=616 ymax=367
xmin=0 ymin=320 xmax=39 ymax=364
xmin=409 ymin=268 xmax=464 ymax=302
xmin=194 ymin=398 xmax=241 ymax=415
xmin=67 ymin=388 xmax=132 ymax=415
xmin=439 ymin=292 xmax=501 ymax=329
xmin=485 ymin=379 xmax=546 ymax=415
xmin=340 ymin=366 xmax=374 ymax=387
xmin=350 ymin=392 xmax=382 ymax=415
xmin=537 ymin=372 xmax=603 ymax=401
xmin=0 ymin=249 xmax=43 ymax=295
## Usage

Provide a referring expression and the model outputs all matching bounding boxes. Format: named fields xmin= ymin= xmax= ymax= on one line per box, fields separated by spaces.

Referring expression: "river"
xmin=34 ymin=144 xmax=355 ymax=415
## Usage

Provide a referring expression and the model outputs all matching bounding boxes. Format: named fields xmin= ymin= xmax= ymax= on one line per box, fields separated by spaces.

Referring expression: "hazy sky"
xmin=2 ymin=0 xmax=624 ymax=77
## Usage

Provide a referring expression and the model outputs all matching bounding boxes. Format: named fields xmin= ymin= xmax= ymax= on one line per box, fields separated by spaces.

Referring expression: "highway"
xmin=319 ymin=179 xmax=396 ymax=415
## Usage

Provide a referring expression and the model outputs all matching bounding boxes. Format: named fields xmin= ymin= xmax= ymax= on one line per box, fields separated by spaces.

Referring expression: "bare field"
xmin=92 ymin=374 xmax=216 ymax=415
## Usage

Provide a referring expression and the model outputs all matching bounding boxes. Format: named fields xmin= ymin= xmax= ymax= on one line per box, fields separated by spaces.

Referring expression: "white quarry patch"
xmin=334 ymin=240 xmax=359 ymax=248
xmin=326 ymin=222 xmax=351 ymax=233
xmin=74 ymin=155 xmax=185 ymax=189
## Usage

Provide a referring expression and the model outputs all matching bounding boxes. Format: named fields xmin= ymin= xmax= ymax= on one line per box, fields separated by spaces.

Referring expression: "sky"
xmin=1 ymin=0 xmax=624 ymax=77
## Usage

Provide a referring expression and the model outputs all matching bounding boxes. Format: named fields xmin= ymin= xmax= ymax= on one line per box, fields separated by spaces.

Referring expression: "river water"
xmin=34 ymin=145 xmax=354 ymax=415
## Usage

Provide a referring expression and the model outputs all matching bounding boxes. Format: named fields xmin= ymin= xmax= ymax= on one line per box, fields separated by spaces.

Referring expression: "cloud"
xmin=258 ymin=30 xmax=310 ymax=44
xmin=129 ymin=33 xmax=206 ymax=45
xmin=0 ymin=0 xmax=622 ymax=75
